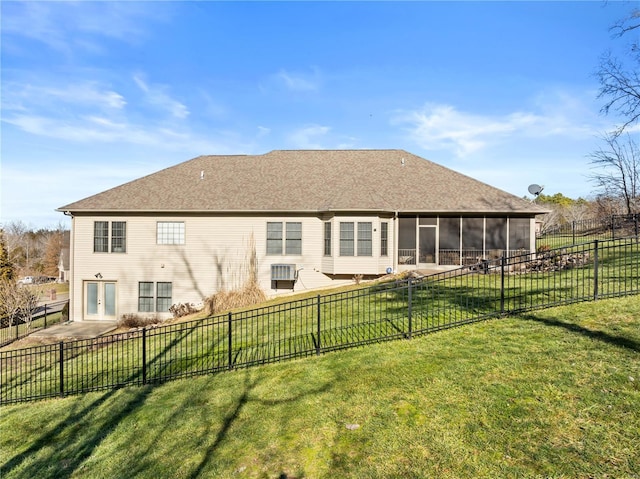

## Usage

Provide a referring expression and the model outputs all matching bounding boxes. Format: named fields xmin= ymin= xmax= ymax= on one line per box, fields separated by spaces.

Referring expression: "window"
xmin=94 ymin=221 xmax=109 ymax=253
xmin=267 ymin=222 xmax=283 ymax=255
xmin=285 ymin=222 xmax=302 ymax=255
xmin=340 ymin=222 xmax=373 ymax=256
xmin=267 ymin=222 xmax=302 ymax=255
xmin=138 ymin=282 xmax=155 ymax=312
xmin=340 ymin=222 xmax=354 ymax=256
xmin=138 ymin=281 xmax=173 ymax=312
xmin=358 ymin=222 xmax=372 ymax=256
xmin=94 ymin=221 xmax=126 ymax=253
xmin=157 ymin=222 xmax=185 ymax=245
xmin=111 ymin=222 xmax=126 ymax=253
xmin=156 ymin=282 xmax=173 ymax=312
xmin=380 ymin=222 xmax=388 ymax=256
xmin=324 ymin=222 xmax=332 ymax=256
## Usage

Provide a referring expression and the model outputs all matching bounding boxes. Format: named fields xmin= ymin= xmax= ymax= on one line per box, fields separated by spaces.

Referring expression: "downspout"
xmin=393 ymin=211 xmax=399 ymax=273
xmin=63 ymin=211 xmax=74 ymax=322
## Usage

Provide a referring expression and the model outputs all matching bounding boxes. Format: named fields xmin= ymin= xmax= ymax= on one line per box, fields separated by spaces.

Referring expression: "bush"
xmin=169 ymin=303 xmax=200 ymax=319
xmin=118 ymin=313 xmax=160 ymax=329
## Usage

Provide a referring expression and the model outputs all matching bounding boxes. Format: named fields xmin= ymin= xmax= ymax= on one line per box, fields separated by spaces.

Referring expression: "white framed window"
xmin=381 ymin=222 xmax=389 ymax=256
xmin=157 ymin=222 xmax=185 ymax=245
xmin=358 ymin=222 xmax=372 ymax=256
xmin=340 ymin=222 xmax=355 ymax=256
xmin=340 ymin=222 xmax=372 ymax=256
xmin=267 ymin=222 xmax=302 ymax=255
xmin=138 ymin=281 xmax=172 ymax=312
xmin=94 ymin=221 xmax=126 ymax=253
xmin=324 ymin=222 xmax=332 ymax=256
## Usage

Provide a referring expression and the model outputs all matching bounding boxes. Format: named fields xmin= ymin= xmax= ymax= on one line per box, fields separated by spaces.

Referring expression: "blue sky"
xmin=0 ymin=1 xmax=633 ymax=228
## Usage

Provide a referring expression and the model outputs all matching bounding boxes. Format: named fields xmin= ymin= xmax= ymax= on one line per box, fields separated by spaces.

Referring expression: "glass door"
xmin=418 ymin=227 xmax=437 ymax=265
xmin=84 ymin=281 xmax=117 ymax=320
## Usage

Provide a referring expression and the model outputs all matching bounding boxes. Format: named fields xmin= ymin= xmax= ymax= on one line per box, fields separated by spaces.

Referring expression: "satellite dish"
xmin=528 ymin=184 xmax=544 ymax=196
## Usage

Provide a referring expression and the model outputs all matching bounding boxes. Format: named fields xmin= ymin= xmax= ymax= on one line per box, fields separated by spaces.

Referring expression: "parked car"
xmin=17 ymin=276 xmax=35 ymax=285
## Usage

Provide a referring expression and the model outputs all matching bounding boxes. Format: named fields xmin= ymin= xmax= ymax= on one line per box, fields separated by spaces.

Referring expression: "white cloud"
xmin=273 ymin=68 xmax=321 ymax=92
xmin=133 ymin=74 xmax=189 ymax=119
xmin=1 ymin=2 xmax=170 ymax=54
xmin=2 ymin=82 xmax=126 ymax=112
xmin=288 ymin=125 xmax=331 ymax=149
xmin=394 ymin=94 xmax=607 ymax=158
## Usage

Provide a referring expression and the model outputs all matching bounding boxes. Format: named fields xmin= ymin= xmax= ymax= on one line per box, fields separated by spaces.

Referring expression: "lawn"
xmin=1 ymin=296 xmax=638 ymax=479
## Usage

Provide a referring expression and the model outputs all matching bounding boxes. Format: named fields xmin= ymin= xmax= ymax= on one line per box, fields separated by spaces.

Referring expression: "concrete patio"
xmin=30 ymin=321 xmax=118 ymax=340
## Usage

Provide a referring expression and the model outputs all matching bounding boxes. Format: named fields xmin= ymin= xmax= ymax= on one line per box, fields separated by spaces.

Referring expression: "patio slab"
xmin=30 ymin=321 xmax=118 ymax=340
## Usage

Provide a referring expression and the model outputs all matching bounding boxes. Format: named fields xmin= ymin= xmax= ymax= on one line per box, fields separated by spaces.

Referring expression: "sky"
xmin=0 ymin=0 xmax=635 ymax=229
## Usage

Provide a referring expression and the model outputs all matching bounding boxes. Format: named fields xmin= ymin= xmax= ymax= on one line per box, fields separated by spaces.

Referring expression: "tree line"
xmin=0 ymin=221 xmax=68 ymax=282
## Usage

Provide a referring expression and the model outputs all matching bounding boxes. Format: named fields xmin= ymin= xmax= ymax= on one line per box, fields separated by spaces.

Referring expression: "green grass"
xmin=1 ymin=296 xmax=639 ymax=478
xmin=2 ymin=240 xmax=638 ymax=404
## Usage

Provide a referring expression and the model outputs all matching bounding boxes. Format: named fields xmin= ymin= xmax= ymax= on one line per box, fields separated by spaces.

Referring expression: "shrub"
xmin=169 ymin=303 xmax=200 ymax=319
xmin=118 ymin=313 xmax=160 ymax=329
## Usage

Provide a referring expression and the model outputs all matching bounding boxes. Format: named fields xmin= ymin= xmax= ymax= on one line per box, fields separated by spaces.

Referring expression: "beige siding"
xmin=70 ymin=213 xmax=393 ymax=321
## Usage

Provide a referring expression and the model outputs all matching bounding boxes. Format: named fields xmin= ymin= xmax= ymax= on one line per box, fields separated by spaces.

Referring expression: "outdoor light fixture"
xmin=95 ymin=273 xmax=103 ymax=279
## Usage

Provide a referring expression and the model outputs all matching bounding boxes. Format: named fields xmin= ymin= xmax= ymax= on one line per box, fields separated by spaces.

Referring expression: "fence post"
xmin=593 ymin=240 xmax=599 ymax=301
xmin=612 ymin=217 xmax=615 ymax=240
xmin=572 ymin=220 xmax=576 ymax=245
xmin=59 ymin=341 xmax=65 ymax=398
xmin=407 ymin=278 xmax=413 ymax=339
xmin=142 ymin=327 xmax=147 ymax=385
xmin=15 ymin=318 xmax=19 ymax=340
xmin=44 ymin=304 xmax=48 ymax=329
xmin=500 ymin=254 xmax=506 ymax=314
xmin=635 ymin=214 xmax=639 ymax=241
xmin=228 ymin=312 xmax=233 ymax=370
xmin=316 ymin=294 xmax=321 ymax=355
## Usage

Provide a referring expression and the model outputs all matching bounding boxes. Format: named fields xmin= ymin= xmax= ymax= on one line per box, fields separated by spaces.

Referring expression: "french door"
xmin=84 ymin=281 xmax=117 ymax=320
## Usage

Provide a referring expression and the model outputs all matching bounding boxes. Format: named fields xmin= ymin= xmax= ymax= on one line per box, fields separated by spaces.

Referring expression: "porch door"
xmin=418 ymin=226 xmax=437 ymax=265
xmin=84 ymin=281 xmax=117 ymax=320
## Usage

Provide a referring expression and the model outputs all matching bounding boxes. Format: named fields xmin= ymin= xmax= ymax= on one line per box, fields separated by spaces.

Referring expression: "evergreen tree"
xmin=0 ymin=230 xmax=15 ymax=281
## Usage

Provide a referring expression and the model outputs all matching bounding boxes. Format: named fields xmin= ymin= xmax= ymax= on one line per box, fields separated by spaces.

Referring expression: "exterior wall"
xmin=69 ymin=212 xmax=394 ymax=322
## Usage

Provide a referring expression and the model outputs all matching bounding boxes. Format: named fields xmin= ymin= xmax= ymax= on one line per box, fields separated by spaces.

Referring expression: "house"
xmin=57 ymin=149 xmax=547 ymax=322
xmin=58 ymin=231 xmax=71 ymax=283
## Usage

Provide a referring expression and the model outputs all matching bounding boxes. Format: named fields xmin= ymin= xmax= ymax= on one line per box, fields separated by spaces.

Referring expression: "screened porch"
xmin=397 ymin=215 xmax=533 ymax=267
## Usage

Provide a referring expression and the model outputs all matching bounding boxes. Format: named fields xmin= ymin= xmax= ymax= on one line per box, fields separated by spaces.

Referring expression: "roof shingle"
xmin=58 ymin=150 xmax=546 ymax=214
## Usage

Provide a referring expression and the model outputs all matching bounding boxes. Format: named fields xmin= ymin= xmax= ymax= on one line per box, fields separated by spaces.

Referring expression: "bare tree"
xmin=597 ymin=7 xmax=640 ymax=135
xmin=588 ymin=133 xmax=639 ymax=215
xmin=0 ymin=279 xmax=41 ymax=330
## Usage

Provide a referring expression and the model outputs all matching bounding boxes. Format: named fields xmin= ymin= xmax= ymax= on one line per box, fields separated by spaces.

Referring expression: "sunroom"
xmin=396 ymin=215 xmax=535 ymax=269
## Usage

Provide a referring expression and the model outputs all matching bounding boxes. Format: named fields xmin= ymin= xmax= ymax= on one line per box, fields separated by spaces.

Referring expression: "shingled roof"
xmin=58 ymin=150 xmax=546 ymax=214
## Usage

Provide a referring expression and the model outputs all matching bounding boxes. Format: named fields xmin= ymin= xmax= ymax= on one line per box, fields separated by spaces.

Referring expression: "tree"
xmin=0 ymin=279 xmax=41 ymax=329
xmin=588 ymin=133 xmax=639 ymax=215
xmin=597 ymin=7 xmax=640 ymax=135
xmin=0 ymin=231 xmax=15 ymax=281
xmin=43 ymin=230 xmax=65 ymax=277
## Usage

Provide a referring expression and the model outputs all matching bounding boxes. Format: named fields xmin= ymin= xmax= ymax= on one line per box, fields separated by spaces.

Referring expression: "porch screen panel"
xmin=462 ymin=218 xmax=484 ymax=250
xmin=439 ymin=217 xmax=460 ymax=249
xmin=509 ymin=218 xmax=531 ymax=250
xmin=398 ymin=218 xmax=416 ymax=249
xmin=485 ymin=218 xmax=507 ymax=250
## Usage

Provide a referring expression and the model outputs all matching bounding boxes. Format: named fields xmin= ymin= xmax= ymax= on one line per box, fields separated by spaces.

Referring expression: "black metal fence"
xmin=537 ymin=214 xmax=639 ymax=246
xmin=0 ymin=300 xmax=68 ymax=348
xmin=2 ymin=238 xmax=639 ymax=405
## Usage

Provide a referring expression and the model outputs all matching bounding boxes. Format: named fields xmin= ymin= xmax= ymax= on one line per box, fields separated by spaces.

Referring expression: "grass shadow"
xmin=519 ymin=313 xmax=640 ymax=353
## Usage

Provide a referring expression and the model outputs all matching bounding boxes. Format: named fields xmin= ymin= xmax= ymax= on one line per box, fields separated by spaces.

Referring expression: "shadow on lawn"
xmin=2 ymin=367 xmax=333 ymax=479
xmin=520 ymin=313 xmax=640 ymax=353
xmin=187 ymin=369 xmax=333 ymax=479
xmin=1 ymin=384 xmax=154 ymax=479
